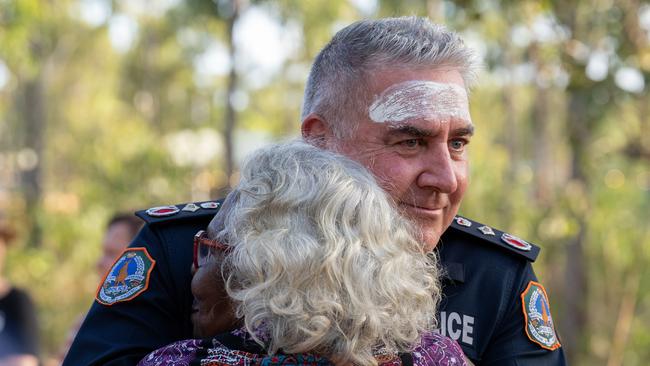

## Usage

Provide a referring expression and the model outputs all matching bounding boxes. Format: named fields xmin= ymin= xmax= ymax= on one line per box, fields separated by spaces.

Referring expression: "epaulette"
xmin=447 ymin=215 xmax=540 ymax=262
xmin=135 ymin=199 xmax=224 ymax=225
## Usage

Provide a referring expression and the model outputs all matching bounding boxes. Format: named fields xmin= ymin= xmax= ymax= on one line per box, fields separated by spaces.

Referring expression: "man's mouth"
xmin=399 ymin=202 xmax=445 ymax=218
xmin=400 ymin=202 xmax=444 ymax=211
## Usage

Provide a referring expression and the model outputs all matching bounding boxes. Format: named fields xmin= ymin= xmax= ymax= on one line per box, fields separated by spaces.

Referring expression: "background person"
xmin=57 ymin=213 xmax=143 ymax=362
xmin=64 ymin=17 xmax=565 ymax=365
xmin=95 ymin=214 xmax=144 ymax=278
xmin=139 ymin=141 xmax=465 ymax=366
xmin=0 ymin=218 xmax=39 ymax=366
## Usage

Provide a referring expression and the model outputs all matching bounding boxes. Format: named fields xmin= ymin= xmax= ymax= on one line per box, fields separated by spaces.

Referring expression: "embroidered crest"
xmin=521 ymin=281 xmax=561 ymax=350
xmin=146 ymin=205 xmax=179 ymax=217
xmin=96 ymin=248 xmax=156 ymax=306
xmin=501 ymin=233 xmax=532 ymax=251
xmin=478 ymin=225 xmax=495 ymax=236
xmin=200 ymin=201 xmax=220 ymax=209
xmin=455 ymin=216 xmax=472 ymax=227
xmin=182 ymin=203 xmax=200 ymax=212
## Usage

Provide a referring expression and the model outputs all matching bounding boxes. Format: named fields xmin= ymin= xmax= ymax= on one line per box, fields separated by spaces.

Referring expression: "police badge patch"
xmin=521 ymin=281 xmax=561 ymax=350
xmin=96 ymin=248 xmax=156 ymax=306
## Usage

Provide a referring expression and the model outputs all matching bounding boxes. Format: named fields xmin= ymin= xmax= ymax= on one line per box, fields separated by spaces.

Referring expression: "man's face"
xmin=335 ymin=68 xmax=473 ymax=251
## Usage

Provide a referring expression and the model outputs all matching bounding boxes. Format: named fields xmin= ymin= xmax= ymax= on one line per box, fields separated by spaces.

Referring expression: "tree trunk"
xmin=606 ymin=270 xmax=640 ymax=366
xmin=562 ymin=93 xmax=589 ymax=363
xmin=499 ymin=31 xmax=519 ymax=221
xmin=551 ymin=3 xmax=589 ymax=360
xmin=223 ymin=0 xmax=241 ymax=190
xmin=18 ymin=74 xmax=46 ymax=248
xmin=529 ymin=42 xmax=553 ymax=207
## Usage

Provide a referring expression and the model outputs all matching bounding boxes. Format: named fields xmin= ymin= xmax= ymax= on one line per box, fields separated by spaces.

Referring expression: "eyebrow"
xmin=453 ymin=124 xmax=475 ymax=136
xmin=387 ymin=123 xmax=475 ymax=138
xmin=387 ymin=125 xmax=433 ymax=138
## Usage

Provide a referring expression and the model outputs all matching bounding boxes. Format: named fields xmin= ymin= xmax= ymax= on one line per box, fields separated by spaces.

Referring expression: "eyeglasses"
xmin=193 ymin=230 xmax=230 ymax=269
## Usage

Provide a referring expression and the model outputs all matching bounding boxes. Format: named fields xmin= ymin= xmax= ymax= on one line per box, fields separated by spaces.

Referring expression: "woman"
xmin=139 ymin=141 xmax=466 ymax=366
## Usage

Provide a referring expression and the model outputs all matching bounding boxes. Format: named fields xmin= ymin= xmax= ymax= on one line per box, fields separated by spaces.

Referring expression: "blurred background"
xmin=0 ymin=0 xmax=649 ymax=364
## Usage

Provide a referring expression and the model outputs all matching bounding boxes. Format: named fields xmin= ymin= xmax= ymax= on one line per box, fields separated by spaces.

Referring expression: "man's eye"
xmin=449 ymin=139 xmax=468 ymax=151
xmin=401 ymin=139 xmax=420 ymax=148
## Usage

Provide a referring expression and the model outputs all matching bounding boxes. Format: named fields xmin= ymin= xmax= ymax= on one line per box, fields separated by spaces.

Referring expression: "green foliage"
xmin=0 ymin=0 xmax=648 ymax=364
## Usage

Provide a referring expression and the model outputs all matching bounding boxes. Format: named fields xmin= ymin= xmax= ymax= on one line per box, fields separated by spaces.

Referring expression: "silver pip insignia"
xmin=478 ymin=225 xmax=495 ymax=236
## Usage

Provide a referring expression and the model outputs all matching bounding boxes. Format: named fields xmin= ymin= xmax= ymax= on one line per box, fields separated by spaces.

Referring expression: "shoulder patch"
xmin=521 ymin=281 xmax=561 ymax=351
xmin=96 ymin=247 xmax=156 ymax=306
xmin=136 ymin=199 xmax=224 ymax=225
xmin=448 ymin=216 xmax=540 ymax=262
xmin=146 ymin=205 xmax=180 ymax=217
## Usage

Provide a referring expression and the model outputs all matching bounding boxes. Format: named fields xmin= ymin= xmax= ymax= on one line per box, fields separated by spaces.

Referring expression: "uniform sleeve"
xmin=62 ymin=224 xmax=194 ymax=366
xmin=480 ymin=263 xmax=567 ymax=365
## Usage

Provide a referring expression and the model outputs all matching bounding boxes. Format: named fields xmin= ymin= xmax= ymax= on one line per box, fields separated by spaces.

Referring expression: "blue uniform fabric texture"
xmin=63 ymin=204 xmax=567 ymax=365
xmin=437 ymin=224 xmax=566 ymax=365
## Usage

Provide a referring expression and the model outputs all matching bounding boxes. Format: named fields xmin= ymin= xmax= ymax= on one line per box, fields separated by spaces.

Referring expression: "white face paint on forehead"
xmin=368 ymin=80 xmax=470 ymax=124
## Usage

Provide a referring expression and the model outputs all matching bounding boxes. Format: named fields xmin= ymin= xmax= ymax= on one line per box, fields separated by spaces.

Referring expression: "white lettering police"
xmin=436 ymin=311 xmax=475 ymax=346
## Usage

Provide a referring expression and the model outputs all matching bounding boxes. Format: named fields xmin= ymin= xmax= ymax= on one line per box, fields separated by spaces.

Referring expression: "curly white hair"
xmin=210 ymin=141 xmax=440 ymax=366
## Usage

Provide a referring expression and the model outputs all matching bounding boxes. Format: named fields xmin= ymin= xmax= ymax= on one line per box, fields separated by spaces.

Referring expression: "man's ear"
xmin=301 ymin=113 xmax=333 ymax=149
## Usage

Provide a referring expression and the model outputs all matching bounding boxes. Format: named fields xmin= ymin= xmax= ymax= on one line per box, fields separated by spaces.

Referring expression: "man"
xmin=64 ymin=17 xmax=566 ymax=365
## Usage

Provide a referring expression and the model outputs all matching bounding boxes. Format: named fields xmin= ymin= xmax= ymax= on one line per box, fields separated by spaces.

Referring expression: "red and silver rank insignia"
xmin=182 ymin=203 xmax=200 ymax=212
xmin=200 ymin=201 xmax=220 ymax=209
xmin=96 ymin=248 xmax=156 ymax=306
xmin=521 ymin=281 xmax=561 ymax=350
xmin=146 ymin=205 xmax=179 ymax=217
xmin=455 ymin=216 xmax=472 ymax=227
xmin=478 ymin=225 xmax=495 ymax=236
xmin=501 ymin=232 xmax=532 ymax=251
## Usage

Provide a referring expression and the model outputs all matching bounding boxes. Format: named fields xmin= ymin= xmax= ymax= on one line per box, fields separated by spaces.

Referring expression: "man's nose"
xmin=416 ymin=144 xmax=458 ymax=193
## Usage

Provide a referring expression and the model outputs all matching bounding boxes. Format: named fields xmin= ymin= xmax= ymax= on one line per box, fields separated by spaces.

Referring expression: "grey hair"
xmin=301 ymin=16 xmax=480 ymax=139
xmin=210 ymin=141 xmax=439 ymax=366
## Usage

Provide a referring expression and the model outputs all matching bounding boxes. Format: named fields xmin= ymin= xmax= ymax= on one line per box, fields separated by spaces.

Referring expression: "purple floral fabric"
xmin=138 ymin=338 xmax=202 ymax=366
xmin=137 ymin=330 xmax=467 ymax=366
xmin=413 ymin=332 xmax=467 ymax=366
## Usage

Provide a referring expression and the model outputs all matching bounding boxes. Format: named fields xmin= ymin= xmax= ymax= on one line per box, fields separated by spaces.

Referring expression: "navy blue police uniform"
xmin=63 ymin=202 xmax=566 ymax=365
xmin=63 ymin=201 xmax=222 ymax=366
xmin=438 ymin=216 xmax=566 ymax=365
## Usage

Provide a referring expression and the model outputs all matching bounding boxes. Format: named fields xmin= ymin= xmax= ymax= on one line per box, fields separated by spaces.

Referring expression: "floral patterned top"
xmin=138 ymin=328 xmax=467 ymax=366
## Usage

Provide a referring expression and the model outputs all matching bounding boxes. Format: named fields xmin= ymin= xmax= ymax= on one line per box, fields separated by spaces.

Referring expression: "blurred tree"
xmin=0 ymin=1 xmax=648 ymax=364
xmin=0 ymin=0 xmax=68 ymax=248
